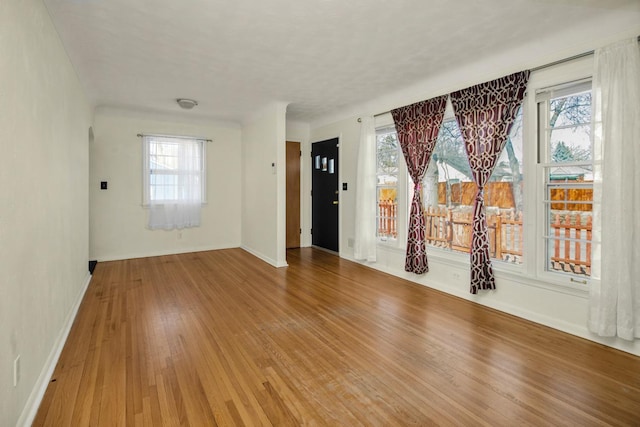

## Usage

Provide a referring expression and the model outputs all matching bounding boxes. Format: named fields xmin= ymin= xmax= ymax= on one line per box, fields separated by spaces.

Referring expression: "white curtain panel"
xmin=145 ymin=136 xmax=203 ymax=230
xmin=589 ymin=38 xmax=640 ymax=340
xmin=148 ymin=202 xmax=201 ymax=230
xmin=354 ymin=116 xmax=377 ymax=262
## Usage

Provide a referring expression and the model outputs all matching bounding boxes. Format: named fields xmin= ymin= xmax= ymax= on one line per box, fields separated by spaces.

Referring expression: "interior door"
xmin=311 ymin=138 xmax=339 ymax=252
xmin=286 ymin=141 xmax=301 ymax=248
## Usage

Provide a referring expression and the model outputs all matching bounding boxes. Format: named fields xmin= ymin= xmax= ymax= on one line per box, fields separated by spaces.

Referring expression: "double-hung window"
xmin=537 ymin=80 xmax=593 ymax=281
xmin=142 ymin=135 xmax=206 ymax=229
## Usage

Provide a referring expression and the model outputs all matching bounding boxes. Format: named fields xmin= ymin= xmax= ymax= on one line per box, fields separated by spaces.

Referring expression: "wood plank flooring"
xmin=34 ymin=248 xmax=640 ymax=426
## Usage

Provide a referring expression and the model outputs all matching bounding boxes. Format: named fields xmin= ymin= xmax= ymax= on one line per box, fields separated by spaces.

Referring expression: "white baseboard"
xmin=95 ymin=244 xmax=239 ymax=262
xmin=240 ymin=246 xmax=288 ymax=268
xmin=97 ymin=244 xmax=289 ymax=268
xmin=17 ymin=272 xmax=92 ymax=427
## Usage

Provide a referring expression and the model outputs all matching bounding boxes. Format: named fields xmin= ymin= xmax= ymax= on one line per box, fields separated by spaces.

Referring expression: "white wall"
xmin=286 ymin=120 xmax=310 ymax=144
xmin=241 ymin=102 xmax=288 ymax=266
xmin=0 ymin=0 xmax=93 ymax=425
xmin=309 ymin=11 xmax=640 ymax=356
xmin=90 ymin=107 xmax=242 ymax=261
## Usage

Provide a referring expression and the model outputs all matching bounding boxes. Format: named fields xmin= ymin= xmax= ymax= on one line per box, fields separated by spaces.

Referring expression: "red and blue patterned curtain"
xmin=392 ymin=96 xmax=448 ymax=274
xmin=450 ymin=71 xmax=530 ymax=294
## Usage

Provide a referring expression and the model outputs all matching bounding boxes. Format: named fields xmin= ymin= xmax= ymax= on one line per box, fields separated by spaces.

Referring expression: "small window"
xmin=142 ymin=134 xmax=206 ymax=230
xmin=537 ymin=81 xmax=593 ymax=279
xmin=142 ymin=135 xmax=206 ymax=205
xmin=376 ymin=126 xmax=399 ymax=240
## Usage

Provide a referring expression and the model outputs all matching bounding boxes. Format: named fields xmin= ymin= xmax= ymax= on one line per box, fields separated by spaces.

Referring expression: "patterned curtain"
xmin=391 ymin=95 xmax=448 ymax=274
xmin=450 ymin=71 xmax=529 ymax=294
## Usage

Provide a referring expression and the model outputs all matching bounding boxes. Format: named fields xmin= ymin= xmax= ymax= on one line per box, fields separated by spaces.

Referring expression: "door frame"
xmin=286 ymin=141 xmax=301 ymax=249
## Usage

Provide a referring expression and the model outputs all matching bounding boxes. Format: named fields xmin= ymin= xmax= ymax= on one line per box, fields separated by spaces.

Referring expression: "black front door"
xmin=311 ymin=138 xmax=339 ymax=252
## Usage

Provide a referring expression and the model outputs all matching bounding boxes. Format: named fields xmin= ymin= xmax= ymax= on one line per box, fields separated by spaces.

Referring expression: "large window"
xmin=142 ymin=134 xmax=206 ymax=229
xmin=420 ymin=111 xmax=524 ymax=265
xmin=537 ymin=81 xmax=593 ymax=279
xmin=374 ymin=110 xmax=524 ymax=261
xmin=376 ymin=126 xmax=399 ymax=240
xmin=370 ymin=59 xmax=598 ymax=291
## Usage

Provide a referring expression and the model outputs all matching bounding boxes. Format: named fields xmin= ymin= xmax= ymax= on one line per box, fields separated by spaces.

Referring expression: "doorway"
xmin=311 ymin=138 xmax=339 ymax=252
xmin=286 ymin=141 xmax=301 ymax=249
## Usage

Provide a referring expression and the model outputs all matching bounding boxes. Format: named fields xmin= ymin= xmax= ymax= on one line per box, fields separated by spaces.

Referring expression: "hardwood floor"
xmin=34 ymin=248 xmax=640 ymax=426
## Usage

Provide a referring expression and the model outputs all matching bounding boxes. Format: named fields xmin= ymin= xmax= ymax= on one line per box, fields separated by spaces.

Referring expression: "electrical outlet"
xmin=13 ymin=355 xmax=20 ymax=387
xmin=347 ymin=238 xmax=354 ymax=248
xmin=452 ymin=272 xmax=460 ymax=280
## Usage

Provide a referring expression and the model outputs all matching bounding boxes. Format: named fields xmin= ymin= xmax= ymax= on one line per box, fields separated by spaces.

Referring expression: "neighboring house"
xmin=549 ymin=165 xmax=592 ymax=181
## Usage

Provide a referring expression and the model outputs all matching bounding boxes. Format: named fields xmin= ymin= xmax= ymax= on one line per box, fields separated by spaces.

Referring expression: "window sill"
xmin=524 ymin=270 xmax=592 ymax=297
xmin=142 ymin=202 xmax=208 ymax=208
xmin=382 ymin=244 xmax=590 ymax=299
xmin=376 ymin=239 xmax=404 ymax=252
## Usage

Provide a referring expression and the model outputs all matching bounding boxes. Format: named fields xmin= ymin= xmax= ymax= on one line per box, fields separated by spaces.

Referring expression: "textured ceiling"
xmin=43 ymin=0 xmax=637 ymax=123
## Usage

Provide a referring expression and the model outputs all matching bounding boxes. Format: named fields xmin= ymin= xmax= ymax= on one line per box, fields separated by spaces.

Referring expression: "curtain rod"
xmin=531 ymin=35 xmax=640 ymax=73
xmin=357 ymin=35 xmax=640 ymax=123
xmin=137 ymin=133 xmax=212 ymax=142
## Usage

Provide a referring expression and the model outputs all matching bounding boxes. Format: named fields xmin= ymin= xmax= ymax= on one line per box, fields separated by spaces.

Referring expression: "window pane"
xmin=146 ymin=138 xmax=204 ymax=203
xmin=544 ymin=203 xmax=593 ymax=277
xmin=150 ymin=141 xmax=180 ymax=170
xmin=549 ymin=92 xmax=591 ymax=127
xmin=376 ymin=128 xmax=398 ymax=239
xmin=422 ymin=112 xmax=524 ymax=265
xmin=549 ymin=125 xmax=592 ymax=163
xmin=542 ymin=87 xmax=593 ymax=278
xmin=150 ymin=173 xmax=178 ymax=201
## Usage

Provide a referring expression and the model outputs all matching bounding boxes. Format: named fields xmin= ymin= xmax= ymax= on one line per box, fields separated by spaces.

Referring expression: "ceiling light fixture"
xmin=177 ymin=98 xmax=198 ymax=109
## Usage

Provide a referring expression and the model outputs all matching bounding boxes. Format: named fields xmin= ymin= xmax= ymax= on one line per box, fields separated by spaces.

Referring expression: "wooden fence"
xmin=378 ymin=200 xmax=397 ymax=238
xmin=550 ymin=188 xmax=593 ymax=211
xmin=424 ymin=206 xmax=524 ymax=263
xmin=438 ymin=181 xmax=593 ymax=212
xmin=550 ymin=213 xmax=592 ymax=276
xmin=378 ymin=202 xmax=592 ymax=276
xmin=439 ymin=182 xmax=519 ymax=209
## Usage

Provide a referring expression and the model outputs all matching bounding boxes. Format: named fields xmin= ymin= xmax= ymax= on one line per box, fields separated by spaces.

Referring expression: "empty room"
xmin=2 ymin=0 xmax=640 ymax=425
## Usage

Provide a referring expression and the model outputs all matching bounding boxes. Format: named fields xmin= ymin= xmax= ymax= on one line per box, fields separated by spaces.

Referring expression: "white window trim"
xmin=375 ymin=113 xmax=408 ymax=249
xmin=525 ymin=55 xmax=596 ymax=293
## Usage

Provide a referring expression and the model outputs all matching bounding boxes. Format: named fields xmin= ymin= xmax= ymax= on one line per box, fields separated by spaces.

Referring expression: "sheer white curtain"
xmin=143 ymin=135 xmax=205 ymax=230
xmin=589 ymin=38 xmax=640 ymax=340
xmin=354 ymin=116 xmax=377 ymax=262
